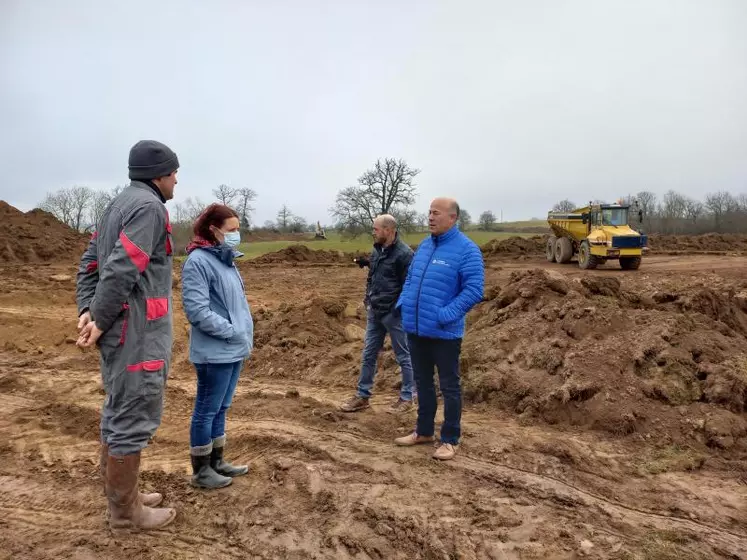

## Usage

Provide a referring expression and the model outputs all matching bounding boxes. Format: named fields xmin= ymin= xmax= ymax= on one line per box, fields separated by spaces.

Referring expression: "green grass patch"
xmin=236 ymin=230 xmax=534 ymax=259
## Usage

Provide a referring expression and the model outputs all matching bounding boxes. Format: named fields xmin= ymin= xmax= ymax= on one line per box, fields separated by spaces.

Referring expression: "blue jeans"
xmin=190 ymin=360 xmax=243 ymax=448
xmin=408 ymin=334 xmax=462 ymax=445
xmin=356 ymin=310 xmax=415 ymax=401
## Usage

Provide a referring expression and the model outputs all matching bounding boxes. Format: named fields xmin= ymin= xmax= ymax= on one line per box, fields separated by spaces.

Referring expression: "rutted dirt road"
xmin=0 ymin=253 xmax=746 ymax=559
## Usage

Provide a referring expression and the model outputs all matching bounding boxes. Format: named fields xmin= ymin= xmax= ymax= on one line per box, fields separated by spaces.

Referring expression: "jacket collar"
xmin=374 ymin=232 xmax=400 ymax=253
xmin=186 ymin=237 xmax=243 ymax=266
xmin=432 ymin=224 xmax=459 ymax=244
xmin=130 ymin=180 xmax=166 ymax=204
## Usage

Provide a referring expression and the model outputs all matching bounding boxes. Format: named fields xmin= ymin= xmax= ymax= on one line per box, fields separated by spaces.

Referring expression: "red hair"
xmin=193 ymin=203 xmax=239 ymax=245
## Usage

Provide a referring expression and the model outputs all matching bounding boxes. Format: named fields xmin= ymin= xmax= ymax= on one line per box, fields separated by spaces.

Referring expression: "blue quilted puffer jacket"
xmin=396 ymin=225 xmax=485 ymax=339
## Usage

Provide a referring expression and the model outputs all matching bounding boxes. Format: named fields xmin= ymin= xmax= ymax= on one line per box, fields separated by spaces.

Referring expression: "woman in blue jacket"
xmin=182 ymin=203 xmax=254 ymax=489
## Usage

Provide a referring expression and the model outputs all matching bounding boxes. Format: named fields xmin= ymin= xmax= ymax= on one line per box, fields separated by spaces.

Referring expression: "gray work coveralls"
xmin=76 ymin=182 xmax=173 ymax=455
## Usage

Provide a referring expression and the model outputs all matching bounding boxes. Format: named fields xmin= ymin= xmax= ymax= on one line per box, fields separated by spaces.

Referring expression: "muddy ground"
xmin=0 ymin=253 xmax=746 ymax=560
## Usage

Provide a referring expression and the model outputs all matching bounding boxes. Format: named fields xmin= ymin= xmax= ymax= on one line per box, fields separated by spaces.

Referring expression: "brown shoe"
xmin=433 ymin=443 xmax=458 ymax=461
xmin=100 ymin=444 xmax=162 ymax=507
xmin=386 ymin=398 xmax=414 ymax=414
xmin=340 ymin=396 xmax=370 ymax=412
xmin=394 ymin=432 xmax=435 ymax=446
xmin=106 ymin=452 xmax=176 ymax=530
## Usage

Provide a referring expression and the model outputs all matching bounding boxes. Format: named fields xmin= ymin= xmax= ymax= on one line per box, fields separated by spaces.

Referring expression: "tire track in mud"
xmin=232 ymin=415 xmax=747 ymax=555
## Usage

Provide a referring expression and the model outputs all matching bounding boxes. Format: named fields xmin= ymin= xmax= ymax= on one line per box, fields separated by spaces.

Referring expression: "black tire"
xmin=546 ymin=236 xmax=557 ymax=262
xmin=554 ymin=237 xmax=573 ymax=264
xmin=578 ymin=241 xmax=598 ymax=270
xmin=620 ymin=256 xmax=642 ymax=270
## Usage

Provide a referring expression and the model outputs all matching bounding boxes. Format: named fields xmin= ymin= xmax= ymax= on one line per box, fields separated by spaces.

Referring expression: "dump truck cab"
xmin=547 ymin=202 xmax=648 ymax=270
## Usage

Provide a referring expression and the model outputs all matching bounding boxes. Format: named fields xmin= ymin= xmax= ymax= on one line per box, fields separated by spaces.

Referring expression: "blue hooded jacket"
xmin=397 ymin=226 xmax=484 ymax=339
xmin=181 ymin=243 xmax=253 ymax=364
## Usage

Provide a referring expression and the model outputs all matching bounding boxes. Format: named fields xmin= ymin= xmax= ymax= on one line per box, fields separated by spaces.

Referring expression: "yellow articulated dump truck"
xmin=546 ymin=202 xmax=648 ymax=270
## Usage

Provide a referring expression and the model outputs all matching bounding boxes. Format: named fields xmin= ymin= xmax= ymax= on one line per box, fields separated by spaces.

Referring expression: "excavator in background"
xmin=546 ymin=201 xmax=648 ymax=270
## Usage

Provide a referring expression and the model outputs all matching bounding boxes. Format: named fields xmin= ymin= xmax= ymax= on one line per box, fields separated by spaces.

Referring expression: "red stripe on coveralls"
xmin=126 ymin=360 xmax=165 ymax=372
xmin=119 ymin=231 xmax=149 ymax=273
xmin=146 ymin=298 xmax=169 ymax=320
xmin=86 ymin=261 xmax=98 ymax=273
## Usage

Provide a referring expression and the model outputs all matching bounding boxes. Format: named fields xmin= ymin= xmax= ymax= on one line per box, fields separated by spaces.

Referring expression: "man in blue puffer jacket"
xmin=394 ymin=197 xmax=484 ymax=460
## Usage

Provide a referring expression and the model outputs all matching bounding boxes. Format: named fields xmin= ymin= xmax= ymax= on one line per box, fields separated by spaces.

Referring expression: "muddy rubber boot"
xmin=190 ymin=454 xmax=232 ymax=489
xmin=210 ymin=445 xmax=248 ymax=478
xmin=100 ymin=444 xmax=162 ymax=507
xmin=106 ymin=452 xmax=176 ymax=530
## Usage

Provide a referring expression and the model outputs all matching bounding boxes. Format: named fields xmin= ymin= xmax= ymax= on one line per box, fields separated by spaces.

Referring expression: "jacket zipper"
xmin=415 ymin=242 xmax=437 ymax=336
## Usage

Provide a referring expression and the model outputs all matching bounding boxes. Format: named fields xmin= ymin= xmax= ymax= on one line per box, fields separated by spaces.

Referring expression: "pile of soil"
xmin=647 ymin=233 xmax=747 ymax=253
xmin=481 ymin=235 xmax=547 ymax=257
xmin=460 ymin=268 xmax=747 ymax=448
xmin=0 ymin=201 xmax=88 ymax=264
xmin=252 ymin=244 xmax=364 ymax=264
xmin=249 ymin=297 xmax=367 ymax=386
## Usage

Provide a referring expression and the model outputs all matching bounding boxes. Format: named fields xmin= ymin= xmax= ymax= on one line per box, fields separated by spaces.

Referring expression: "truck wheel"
xmin=578 ymin=241 xmax=598 ymax=270
xmin=554 ymin=237 xmax=573 ymax=264
xmin=620 ymin=256 xmax=641 ymax=270
xmin=546 ymin=236 xmax=557 ymax=262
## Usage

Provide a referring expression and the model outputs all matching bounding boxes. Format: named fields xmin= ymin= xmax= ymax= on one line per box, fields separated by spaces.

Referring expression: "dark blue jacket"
xmin=364 ymin=235 xmax=413 ymax=317
xmin=396 ymin=226 xmax=484 ymax=339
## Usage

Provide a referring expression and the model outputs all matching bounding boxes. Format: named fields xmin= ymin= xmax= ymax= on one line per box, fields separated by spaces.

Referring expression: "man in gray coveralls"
xmin=76 ymin=140 xmax=179 ymax=530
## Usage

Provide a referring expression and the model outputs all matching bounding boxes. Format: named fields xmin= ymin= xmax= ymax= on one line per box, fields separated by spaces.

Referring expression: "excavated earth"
xmin=0 ymin=207 xmax=745 ymax=559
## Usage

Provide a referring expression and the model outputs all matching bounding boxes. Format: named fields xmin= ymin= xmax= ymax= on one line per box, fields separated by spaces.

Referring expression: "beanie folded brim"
xmin=128 ymin=155 xmax=180 ymax=180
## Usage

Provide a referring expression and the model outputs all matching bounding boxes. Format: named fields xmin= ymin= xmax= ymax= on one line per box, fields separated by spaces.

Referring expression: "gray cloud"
xmin=1 ymin=0 xmax=745 ymax=224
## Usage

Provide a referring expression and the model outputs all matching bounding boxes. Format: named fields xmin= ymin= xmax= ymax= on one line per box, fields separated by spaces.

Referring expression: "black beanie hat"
xmin=128 ymin=140 xmax=179 ymax=180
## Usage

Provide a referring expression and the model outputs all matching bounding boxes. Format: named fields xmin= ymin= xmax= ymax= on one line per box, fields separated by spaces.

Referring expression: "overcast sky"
xmin=1 ymin=0 xmax=745 ymax=224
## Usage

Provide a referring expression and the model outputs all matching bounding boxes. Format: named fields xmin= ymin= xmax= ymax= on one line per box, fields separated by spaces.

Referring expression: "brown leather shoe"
xmin=340 ymin=396 xmax=370 ymax=412
xmin=386 ymin=398 xmax=414 ymax=414
xmin=433 ymin=443 xmax=458 ymax=461
xmin=106 ymin=452 xmax=176 ymax=530
xmin=394 ymin=432 xmax=435 ymax=446
xmin=100 ymin=444 xmax=162 ymax=507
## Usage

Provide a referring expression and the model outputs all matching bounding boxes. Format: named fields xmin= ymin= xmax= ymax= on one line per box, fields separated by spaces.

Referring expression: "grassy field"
xmin=236 ymin=228 xmax=542 ymax=259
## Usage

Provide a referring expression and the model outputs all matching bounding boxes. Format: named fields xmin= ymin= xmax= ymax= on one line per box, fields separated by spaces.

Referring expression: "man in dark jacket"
xmin=340 ymin=215 xmax=415 ymax=414
xmin=394 ymin=197 xmax=484 ymax=461
xmin=76 ymin=140 xmax=178 ymax=529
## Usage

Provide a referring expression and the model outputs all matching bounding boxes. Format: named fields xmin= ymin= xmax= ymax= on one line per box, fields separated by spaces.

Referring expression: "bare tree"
xmin=478 ymin=210 xmax=496 ymax=231
xmin=213 ymin=184 xmax=237 ymax=206
xmin=684 ymin=198 xmax=704 ymax=225
xmin=39 ymin=189 xmax=75 ymax=227
xmin=390 ymin=208 xmax=420 ymax=234
xmin=236 ymin=188 xmax=257 ymax=229
xmin=330 ymin=158 xmax=420 ymax=232
xmin=552 ymin=199 xmax=576 ymax=212
xmin=705 ymin=191 xmax=734 ymax=232
xmin=458 ymin=209 xmax=472 ymax=230
xmin=90 ymin=190 xmax=112 ymax=230
xmin=289 ymin=216 xmax=308 ymax=233
xmin=277 ymin=205 xmax=293 ymax=231
xmin=69 ymin=186 xmax=93 ymax=231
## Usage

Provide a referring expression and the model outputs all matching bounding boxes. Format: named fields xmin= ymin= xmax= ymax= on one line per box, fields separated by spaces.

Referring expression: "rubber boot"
xmin=100 ymin=444 xmax=162 ymax=507
xmin=106 ymin=452 xmax=176 ymax=530
xmin=190 ymin=454 xmax=232 ymax=489
xmin=211 ymin=445 xmax=248 ymax=478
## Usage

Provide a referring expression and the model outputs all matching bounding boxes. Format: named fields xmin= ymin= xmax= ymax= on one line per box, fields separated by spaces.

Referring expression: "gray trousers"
xmin=98 ymin=312 xmax=169 ymax=455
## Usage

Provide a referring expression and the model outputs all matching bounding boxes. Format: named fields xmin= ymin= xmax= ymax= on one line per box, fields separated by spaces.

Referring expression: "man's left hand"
xmin=77 ymin=322 xmax=103 ymax=348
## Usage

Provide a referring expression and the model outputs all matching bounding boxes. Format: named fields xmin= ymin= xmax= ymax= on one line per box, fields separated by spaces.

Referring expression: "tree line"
xmin=551 ymin=190 xmax=747 ymax=234
xmin=39 ymin=167 xmax=747 ymax=239
xmin=38 ymin=184 xmax=319 ymax=235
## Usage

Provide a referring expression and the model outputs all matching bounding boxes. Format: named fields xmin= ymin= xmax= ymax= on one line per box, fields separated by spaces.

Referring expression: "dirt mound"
xmin=648 ymin=233 xmax=747 ymax=253
xmin=252 ymin=244 xmax=364 ymax=265
xmin=0 ymin=201 xmax=88 ymax=264
xmin=481 ymin=235 xmax=547 ymax=257
xmin=461 ymin=268 xmax=747 ymax=448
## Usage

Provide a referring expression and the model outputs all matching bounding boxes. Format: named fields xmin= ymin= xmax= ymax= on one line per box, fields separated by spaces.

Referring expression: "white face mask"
xmin=223 ymin=230 xmax=241 ymax=248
